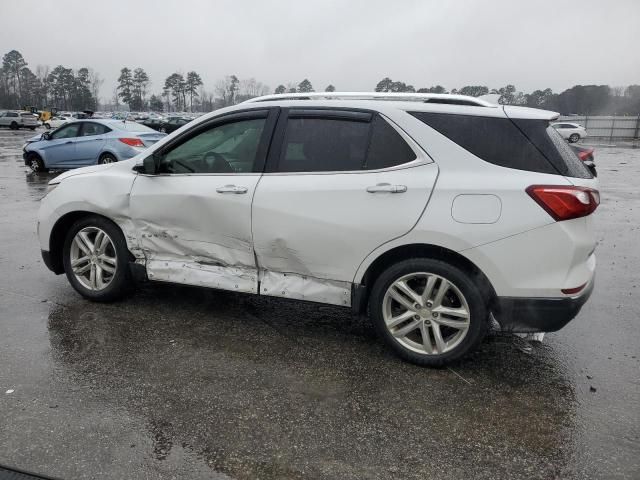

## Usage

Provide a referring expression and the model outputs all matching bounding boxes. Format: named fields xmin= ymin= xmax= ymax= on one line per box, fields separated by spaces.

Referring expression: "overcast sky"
xmin=1 ymin=0 xmax=638 ymax=100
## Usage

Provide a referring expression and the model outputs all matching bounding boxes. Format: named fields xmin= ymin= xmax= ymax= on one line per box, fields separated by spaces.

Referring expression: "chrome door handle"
xmin=366 ymin=183 xmax=407 ymax=193
xmin=216 ymin=184 xmax=248 ymax=194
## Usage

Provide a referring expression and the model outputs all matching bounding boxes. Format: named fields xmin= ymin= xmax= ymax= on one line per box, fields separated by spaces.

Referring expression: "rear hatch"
xmin=20 ymin=113 xmax=38 ymax=126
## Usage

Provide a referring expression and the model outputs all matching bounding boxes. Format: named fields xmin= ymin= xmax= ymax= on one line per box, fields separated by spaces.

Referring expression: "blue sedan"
xmin=23 ymin=119 xmax=166 ymax=172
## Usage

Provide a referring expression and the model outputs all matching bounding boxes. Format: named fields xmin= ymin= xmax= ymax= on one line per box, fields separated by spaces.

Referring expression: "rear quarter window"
xmin=411 ymin=112 xmax=557 ymax=175
xmin=513 ymin=119 xmax=592 ymax=178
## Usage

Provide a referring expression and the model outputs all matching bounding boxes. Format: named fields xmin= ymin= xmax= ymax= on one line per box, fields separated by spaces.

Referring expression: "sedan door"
xmin=129 ymin=108 xmax=278 ymax=294
xmin=251 ymin=109 xmax=438 ymax=306
xmin=40 ymin=122 xmax=83 ymax=167
xmin=74 ymin=122 xmax=110 ymax=165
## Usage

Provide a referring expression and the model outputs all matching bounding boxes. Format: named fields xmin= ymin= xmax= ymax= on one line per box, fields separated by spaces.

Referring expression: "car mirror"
xmin=42 ymin=132 xmax=51 ymax=140
xmin=134 ymin=153 xmax=160 ymax=174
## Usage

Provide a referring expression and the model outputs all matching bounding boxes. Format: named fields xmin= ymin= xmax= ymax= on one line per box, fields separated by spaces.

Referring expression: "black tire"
xmin=62 ymin=215 xmax=134 ymax=302
xmin=368 ymin=258 xmax=489 ymax=367
xmin=44 ymin=123 xmax=51 ymax=130
xmin=99 ymin=153 xmax=117 ymax=165
xmin=10 ymin=121 xmax=18 ymax=130
xmin=26 ymin=153 xmax=48 ymax=173
xmin=569 ymin=133 xmax=580 ymax=143
xmin=29 ymin=126 xmax=36 ymax=130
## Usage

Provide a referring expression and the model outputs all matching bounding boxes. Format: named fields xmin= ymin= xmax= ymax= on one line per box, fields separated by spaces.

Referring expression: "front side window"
xmin=158 ymin=118 xmax=265 ymax=174
xmin=51 ymin=123 xmax=81 ymax=139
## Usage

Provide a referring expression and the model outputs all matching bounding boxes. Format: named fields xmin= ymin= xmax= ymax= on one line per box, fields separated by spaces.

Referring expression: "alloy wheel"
xmin=69 ymin=227 xmax=117 ymax=291
xmin=382 ymin=272 xmax=470 ymax=355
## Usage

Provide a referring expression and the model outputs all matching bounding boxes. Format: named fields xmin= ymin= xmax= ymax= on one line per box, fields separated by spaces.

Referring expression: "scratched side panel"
xmin=129 ymin=174 xmax=260 ymax=293
xmin=258 ymin=270 xmax=351 ymax=306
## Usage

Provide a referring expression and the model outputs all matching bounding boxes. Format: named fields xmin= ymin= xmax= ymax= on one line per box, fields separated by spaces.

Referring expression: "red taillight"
xmin=562 ymin=283 xmax=587 ymax=295
xmin=118 ymin=137 xmax=144 ymax=147
xmin=578 ymin=148 xmax=594 ymax=161
xmin=526 ymin=185 xmax=600 ymax=221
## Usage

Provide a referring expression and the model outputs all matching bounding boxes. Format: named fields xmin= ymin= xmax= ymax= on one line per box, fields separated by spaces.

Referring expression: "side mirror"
xmin=42 ymin=132 xmax=51 ymax=140
xmin=133 ymin=153 xmax=160 ymax=174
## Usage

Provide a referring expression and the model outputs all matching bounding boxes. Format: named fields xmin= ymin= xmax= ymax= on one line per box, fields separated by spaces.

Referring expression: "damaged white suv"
xmin=38 ymin=92 xmax=599 ymax=366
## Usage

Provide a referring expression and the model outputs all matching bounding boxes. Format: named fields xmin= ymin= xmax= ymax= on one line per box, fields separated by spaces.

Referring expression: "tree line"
xmin=0 ymin=49 xmax=101 ymax=111
xmin=2 ymin=49 xmax=639 ymax=115
xmin=371 ymin=77 xmax=640 ymax=115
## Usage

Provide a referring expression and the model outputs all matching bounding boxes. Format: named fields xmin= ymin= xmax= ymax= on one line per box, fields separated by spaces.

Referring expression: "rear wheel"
xmin=44 ymin=123 xmax=51 ymax=130
xmin=369 ymin=258 xmax=489 ymax=366
xmin=27 ymin=153 xmax=48 ymax=173
xmin=10 ymin=121 xmax=18 ymax=130
xmin=99 ymin=153 xmax=117 ymax=165
xmin=62 ymin=216 xmax=134 ymax=301
xmin=569 ymin=133 xmax=580 ymax=143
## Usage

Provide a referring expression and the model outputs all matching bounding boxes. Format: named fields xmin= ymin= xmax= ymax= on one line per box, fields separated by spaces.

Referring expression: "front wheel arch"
xmin=48 ymin=211 xmax=132 ymax=275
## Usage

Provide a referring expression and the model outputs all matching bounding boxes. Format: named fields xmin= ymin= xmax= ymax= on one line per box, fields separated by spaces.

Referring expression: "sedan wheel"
xmin=569 ymin=133 xmax=580 ymax=143
xmin=99 ymin=154 xmax=117 ymax=164
xmin=382 ymin=272 xmax=470 ymax=355
xmin=69 ymin=227 xmax=117 ymax=291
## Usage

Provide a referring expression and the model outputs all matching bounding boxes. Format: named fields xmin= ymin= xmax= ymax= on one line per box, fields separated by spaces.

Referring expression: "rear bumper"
xmin=493 ymin=277 xmax=594 ymax=333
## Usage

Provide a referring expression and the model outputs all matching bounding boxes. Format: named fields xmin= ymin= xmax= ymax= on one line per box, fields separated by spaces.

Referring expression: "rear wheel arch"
xmin=98 ymin=151 xmax=118 ymax=164
xmin=49 ymin=211 xmax=131 ymax=274
xmin=354 ymin=243 xmax=497 ymax=314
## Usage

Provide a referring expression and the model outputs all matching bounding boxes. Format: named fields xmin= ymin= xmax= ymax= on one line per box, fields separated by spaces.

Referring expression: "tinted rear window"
xmin=511 ymin=119 xmax=592 ymax=178
xmin=411 ymin=112 xmax=557 ymax=175
xmin=365 ymin=115 xmax=416 ymax=170
xmin=279 ymin=118 xmax=370 ymax=172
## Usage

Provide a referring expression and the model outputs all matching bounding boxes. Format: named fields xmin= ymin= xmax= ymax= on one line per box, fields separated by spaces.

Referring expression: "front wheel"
xmin=10 ymin=121 xmax=18 ymax=130
xmin=62 ymin=216 xmax=134 ymax=301
xmin=369 ymin=258 xmax=489 ymax=366
xmin=27 ymin=153 xmax=48 ymax=173
xmin=44 ymin=123 xmax=51 ymax=130
xmin=569 ymin=133 xmax=580 ymax=143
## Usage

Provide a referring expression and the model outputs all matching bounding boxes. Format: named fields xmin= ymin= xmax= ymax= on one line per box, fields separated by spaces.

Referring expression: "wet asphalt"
xmin=0 ymin=128 xmax=638 ymax=480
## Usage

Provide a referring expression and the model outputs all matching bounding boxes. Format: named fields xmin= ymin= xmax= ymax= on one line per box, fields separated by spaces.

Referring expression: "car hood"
xmin=50 ymin=163 xmax=117 ymax=184
xmin=27 ymin=133 xmax=44 ymax=143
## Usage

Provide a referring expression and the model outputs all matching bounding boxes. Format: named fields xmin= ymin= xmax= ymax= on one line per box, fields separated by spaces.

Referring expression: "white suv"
xmin=0 ymin=110 xmax=39 ymax=130
xmin=37 ymin=92 xmax=599 ymax=366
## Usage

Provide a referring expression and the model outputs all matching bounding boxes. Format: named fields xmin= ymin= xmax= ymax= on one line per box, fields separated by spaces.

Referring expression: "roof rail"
xmin=243 ymin=91 xmax=497 ymax=107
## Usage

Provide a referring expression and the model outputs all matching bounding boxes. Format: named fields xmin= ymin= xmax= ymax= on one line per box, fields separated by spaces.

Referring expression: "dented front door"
xmin=129 ymin=109 xmax=276 ymax=294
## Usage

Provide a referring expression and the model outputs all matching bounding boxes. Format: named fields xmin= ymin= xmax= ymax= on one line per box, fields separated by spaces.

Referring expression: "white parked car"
xmin=37 ymin=92 xmax=599 ymax=366
xmin=551 ymin=122 xmax=587 ymax=143
xmin=43 ymin=115 xmax=73 ymax=130
xmin=0 ymin=110 xmax=39 ymax=130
